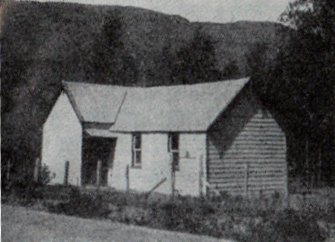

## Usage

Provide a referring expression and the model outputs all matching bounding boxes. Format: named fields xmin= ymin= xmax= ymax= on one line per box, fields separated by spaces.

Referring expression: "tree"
xmin=152 ymin=43 xmax=176 ymax=86
xmin=88 ymin=10 xmax=138 ymax=85
xmin=249 ymin=0 xmax=335 ymax=187
xmin=280 ymin=0 xmax=335 ymax=187
xmin=172 ymin=28 xmax=222 ymax=84
xmin=222 ymin=59 xmax=240 ymax=79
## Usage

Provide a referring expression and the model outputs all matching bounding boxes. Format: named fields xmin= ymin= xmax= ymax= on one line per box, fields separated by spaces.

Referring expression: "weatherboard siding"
xmin=42 ymin=92 xmax=82 ymax=185
xmin=207 ymin=90 xmax=287 ymax=196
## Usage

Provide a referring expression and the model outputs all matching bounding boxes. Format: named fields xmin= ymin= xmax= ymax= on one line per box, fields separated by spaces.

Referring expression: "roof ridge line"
xmin=62 ymin=80 xmax=85 ymax=122
xmin=61 ymin=77 xmax=250 ymax=89
xmin=112 ymin=90 xmax=128 ymax=126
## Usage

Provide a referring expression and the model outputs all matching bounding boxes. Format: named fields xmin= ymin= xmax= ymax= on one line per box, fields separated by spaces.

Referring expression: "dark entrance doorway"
xmin=82 ymin=137 xmax=116 ymax=186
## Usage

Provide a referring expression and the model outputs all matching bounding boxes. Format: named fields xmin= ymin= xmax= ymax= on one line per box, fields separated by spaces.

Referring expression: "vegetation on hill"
xmin=1 ymin=0 xmax=286 ymax=179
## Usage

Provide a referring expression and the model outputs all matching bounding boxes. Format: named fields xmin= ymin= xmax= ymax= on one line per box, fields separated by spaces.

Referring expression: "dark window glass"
xmin=168 ymin=133 xmax=179 ymax=151
xmin=171 ymin=134 xmax=178 ymax=150
xmin=132 ymin=134 xmax=141 ymax=167
xmin=134 ymin=134 xmax=141 ymax=149
xmin=168 ymin=133 xmax=179 ymax=171
xmin=135 ymin=151 xmax=141 ymax=165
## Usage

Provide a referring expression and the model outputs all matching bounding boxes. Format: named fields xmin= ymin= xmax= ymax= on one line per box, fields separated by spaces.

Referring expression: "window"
xmin=168 ymin=133 xmax=179 ymax=171
xmin=132 ymin=133 xmax=141 ymax=168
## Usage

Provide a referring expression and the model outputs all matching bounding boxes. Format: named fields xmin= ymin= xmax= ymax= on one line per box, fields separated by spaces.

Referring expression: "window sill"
xmin=131 ymin=166 xmax=142 ymax=169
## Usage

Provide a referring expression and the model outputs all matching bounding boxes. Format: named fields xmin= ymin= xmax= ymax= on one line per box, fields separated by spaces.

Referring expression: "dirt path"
xmin=2 ymin=205 xmax=232 ymax=242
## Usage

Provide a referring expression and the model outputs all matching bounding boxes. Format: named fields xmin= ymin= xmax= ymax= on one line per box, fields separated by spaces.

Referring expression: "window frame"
xmin=168 ymin=133 xmax=179 ymax=171
xmin=132 ymin=133 xmax=142 ymax=168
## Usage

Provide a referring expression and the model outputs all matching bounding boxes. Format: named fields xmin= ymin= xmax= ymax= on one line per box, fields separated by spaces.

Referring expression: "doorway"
xmin=82 ymin=137 xmax=116 ymax=186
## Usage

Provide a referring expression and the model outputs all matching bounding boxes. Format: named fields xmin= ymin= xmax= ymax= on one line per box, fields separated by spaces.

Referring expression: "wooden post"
xmin=126 ymin=164 xmax=129 ymax=192
xmin=284 ymin=156 xmax=289 ymax=208
xmin=64 ymin=161 xmax=69 ymax=186
xmin=96 ymin=160 xmax=102 ymax=187
xmin=146 ymin=177 xmax=167 ymax=198
xmin=34 ymin=158 xmax=41 ymax=183
xmin=171 ymin=153 xmax=175 ymax=200
xmin=199 ymin=154 xmax=204 ymax=197
xmin=244 ymin=163 xmax=249 ymax=197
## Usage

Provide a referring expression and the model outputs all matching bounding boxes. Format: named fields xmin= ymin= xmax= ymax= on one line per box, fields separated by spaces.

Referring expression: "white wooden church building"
xmin=42 ymin=77 xmax=287 ymax=197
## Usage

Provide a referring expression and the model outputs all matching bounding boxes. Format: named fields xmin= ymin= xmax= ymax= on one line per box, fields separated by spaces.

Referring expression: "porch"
xmin=81 ymin=137 xmax=116 ymax=187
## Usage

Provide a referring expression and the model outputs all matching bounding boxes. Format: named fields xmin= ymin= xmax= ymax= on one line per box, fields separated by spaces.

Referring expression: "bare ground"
xmin=1 ymin=205 xmax=232 ymax=242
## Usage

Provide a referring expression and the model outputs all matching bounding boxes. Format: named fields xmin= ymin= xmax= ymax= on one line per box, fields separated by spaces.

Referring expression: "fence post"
xmin=170 ymin=153 xmax=175 ymax=200
xmin=34 ymin=158 xmax=41 ymax=183
xmin=64 ymin=161 xmax=69 ymax=186
xmin=96 ymin=160 xmax=102 ymax=187
xmin=244 ymin=163 xmax=249 ymax=197
xmin=284 ymin=157 xmax=289 ymax=208
xmin=126 ymin=164 xmax=129 ymax=192
xmin=199 ymin=154 xmax=204 ymax=197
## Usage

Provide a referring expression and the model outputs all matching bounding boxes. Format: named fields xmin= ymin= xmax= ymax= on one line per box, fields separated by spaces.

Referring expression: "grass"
xmin=42 ymin=188 xmax=331 ymax=241
xmin=2 ymin=204 xmax=225 ymax=242
xmin=3 ymin=185 xmax=334 ymax=241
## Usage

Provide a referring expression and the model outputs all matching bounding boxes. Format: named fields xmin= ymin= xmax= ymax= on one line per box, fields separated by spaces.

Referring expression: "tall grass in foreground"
xmin=42 ymin=188 xmax=333 ymax=242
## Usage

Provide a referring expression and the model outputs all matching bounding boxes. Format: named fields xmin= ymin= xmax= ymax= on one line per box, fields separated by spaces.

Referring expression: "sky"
xmin=35 ymin=0 xmax=292 ymax=23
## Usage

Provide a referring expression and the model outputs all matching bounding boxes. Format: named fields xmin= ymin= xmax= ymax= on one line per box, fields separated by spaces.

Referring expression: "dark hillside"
xmin=196 ymin=21 xmax=286 ymax=73
xmin=1 ymin=1 xmax=288 ymax=175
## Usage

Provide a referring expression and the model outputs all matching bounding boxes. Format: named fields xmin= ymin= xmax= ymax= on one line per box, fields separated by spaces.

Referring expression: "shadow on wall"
xmin=81 ymin=137 xmax=117 ymax=186
xmin=208 ymin=89 xmax=258 ymax=157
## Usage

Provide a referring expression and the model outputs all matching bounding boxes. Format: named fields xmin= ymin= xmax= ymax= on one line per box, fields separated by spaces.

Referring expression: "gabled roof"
xmin=62 ymin=77 xmax=250 ymax=132
xmin=63 ymin=81 xmax=127 ymax=123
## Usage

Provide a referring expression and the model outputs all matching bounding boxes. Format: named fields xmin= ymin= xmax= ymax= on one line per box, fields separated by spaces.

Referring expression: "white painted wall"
xmin=108 ymin=133 xmax=132 ymax=190
xmin=41 ymin=93 xmax=207 ymax=195
xmin=109 ymin=132 xmax=207 ymax=196
xmin=110 ymin=133 xmax=172 ymax=193
xmin=42 ymin=92 xmax=82 ymax=185
xmin=129 ymin=134 xmax=172 ymax=194
xmin=175 ymin=134 xmax=207 ymax=196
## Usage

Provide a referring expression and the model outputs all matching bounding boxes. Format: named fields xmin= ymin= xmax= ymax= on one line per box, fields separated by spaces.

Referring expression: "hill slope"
xmin=1 ymin=1 xmax=287 ymax=171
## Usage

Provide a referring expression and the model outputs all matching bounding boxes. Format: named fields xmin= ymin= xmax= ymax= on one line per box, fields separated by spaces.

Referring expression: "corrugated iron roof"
xmin=63 ymin=77 xmax=250 ymax=131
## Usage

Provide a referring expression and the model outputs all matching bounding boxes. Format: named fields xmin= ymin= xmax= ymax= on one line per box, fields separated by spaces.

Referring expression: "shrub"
xmin=3 ymin=171 xmax=42 ymax=202
xmin=239 ymin=209 xmax=326 ymax=242
xmin=48 ymin=188 xmax=110 ymax=218
xmin=42 ymin=189 xmax=328 ymax=241
xmin=2 ymin=162 xmax=55 ymax=204
xmin=120 ymin=206 xmax=151 ymax=225
xmin=148 ymin=195 xmax=216 ymax=234
xmin=38 ymin=163 xmax=55 ymax=186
